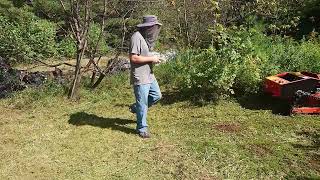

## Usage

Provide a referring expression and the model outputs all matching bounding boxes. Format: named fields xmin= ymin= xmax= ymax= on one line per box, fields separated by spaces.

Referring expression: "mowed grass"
xmin=0 ymin=73 xmax=319 ymax=179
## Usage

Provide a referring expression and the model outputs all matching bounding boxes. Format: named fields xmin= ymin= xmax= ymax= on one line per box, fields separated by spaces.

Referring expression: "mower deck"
xmin=264 ymin=72 xmax=320 ymax=115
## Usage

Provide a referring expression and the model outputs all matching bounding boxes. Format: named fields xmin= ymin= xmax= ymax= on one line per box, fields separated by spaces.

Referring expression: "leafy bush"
xmin=156 ymin=49 xmax=238 ymax=97
xmin=156 ymin=26 xmax=320 ymax=99
xmin=24 ymin=19 xmax=57 ymax=58
xmin=0 ymin=16 xmax=30 ymax=63
xmin=0 ymin=15 xmax=57 ymax=64
xmin=270 ymin=38 xmax=320 ymax=73
xmin=87 ymin=23 xmax=109 ymax=57
xmin=57 ymin=35 xmax=77 ymax=58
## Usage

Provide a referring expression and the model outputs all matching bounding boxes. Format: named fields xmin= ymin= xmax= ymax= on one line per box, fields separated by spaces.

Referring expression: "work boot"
xmin=138 ymin=132 xmax=151 ymax=138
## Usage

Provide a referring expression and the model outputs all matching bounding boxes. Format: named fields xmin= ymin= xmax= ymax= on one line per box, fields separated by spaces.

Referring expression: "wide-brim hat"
xmin=137 ymin=15 xmax=162 ymax=28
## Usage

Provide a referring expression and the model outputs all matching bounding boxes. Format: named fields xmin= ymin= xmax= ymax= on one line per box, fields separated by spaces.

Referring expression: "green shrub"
xmin=0 ymin=15 xmax=57 ymax=64
xmin=0 ymin=16 xmax=30 ymax=63
xmin=57 ymin=35 xmax=77 ymax=58
xmin=87 ymin=23 xmax=109 ymax=57
xmin=299 ymin=39 xmax=320 ymax=72
xmin=156 ymin=26 xmax=320 ymax=99
xmin=24 ymin=19 xmax=57 ymax=58
xmin=157 ymin=49 xmax=238 ymax=97
xmin=247 ymin=27 xmax=320 ymax=73
xmin=270 ymin=38 xmax=320 ymax=73
xmin=234 ymin=56 xmax=262 ymax=94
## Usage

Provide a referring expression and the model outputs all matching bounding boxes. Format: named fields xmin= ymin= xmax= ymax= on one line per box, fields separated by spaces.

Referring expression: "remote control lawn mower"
xmin=264 ymin=72 xmax=320 ymax=115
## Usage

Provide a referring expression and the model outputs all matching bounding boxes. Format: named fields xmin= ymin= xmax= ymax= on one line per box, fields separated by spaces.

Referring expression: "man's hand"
xmin=152 ymin=57 xmax=161 ymax=64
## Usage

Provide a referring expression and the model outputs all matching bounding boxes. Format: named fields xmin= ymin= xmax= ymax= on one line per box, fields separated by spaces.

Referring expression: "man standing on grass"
xmin=129 ymin=15 xmax=162 ymax=138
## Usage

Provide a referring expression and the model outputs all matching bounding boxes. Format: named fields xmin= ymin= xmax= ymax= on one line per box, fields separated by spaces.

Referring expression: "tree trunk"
xmin=68 ymin=45 xmax=85 ymax=100
xmin=59 ymin=0 xmax=91 ymax=100
xmin=90 ymin=70 xmax=96 ymax=87
xmin=91 ymin=73 xmax=105 ymax=89
xmin=91 ymin=55 xmax=118 ymax=89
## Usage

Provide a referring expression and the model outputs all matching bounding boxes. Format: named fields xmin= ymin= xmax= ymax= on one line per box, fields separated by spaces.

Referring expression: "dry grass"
xmin=0 ymin=74 xmax=319 ymax=179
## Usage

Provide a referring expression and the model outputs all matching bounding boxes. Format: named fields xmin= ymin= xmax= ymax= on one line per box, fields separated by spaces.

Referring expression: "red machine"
xmin=264 ymin=72 xmax=320 ymax=115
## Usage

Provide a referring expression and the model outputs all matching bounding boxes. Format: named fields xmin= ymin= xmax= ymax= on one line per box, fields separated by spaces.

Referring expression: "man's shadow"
xmin=69 ymin=112 xmax=136 ymax=134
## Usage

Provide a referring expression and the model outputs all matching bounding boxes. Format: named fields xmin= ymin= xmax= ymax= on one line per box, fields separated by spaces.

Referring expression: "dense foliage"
xmin=0 ymin=0 xmax=319 ymax=98
xmin=0 ymin=0 xmax=110 ymax=63
xmin=156 ymin=27 xmax=320 ymax=98
xmin=0 ymin=2 xmax=57 ymax=63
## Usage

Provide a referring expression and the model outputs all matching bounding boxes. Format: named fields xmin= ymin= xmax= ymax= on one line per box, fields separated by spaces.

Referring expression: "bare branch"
xmin=59 ymin=0 xmax=67 ymax=12
xmin=92 ymin=0 xmax=107 ymax=56
xmin=84 ymin=0 xmax=107 ymax=71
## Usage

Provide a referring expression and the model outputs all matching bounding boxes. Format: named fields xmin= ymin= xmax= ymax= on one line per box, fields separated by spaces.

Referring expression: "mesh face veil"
xmin=140 ymin=25 xmax=161 ymax=51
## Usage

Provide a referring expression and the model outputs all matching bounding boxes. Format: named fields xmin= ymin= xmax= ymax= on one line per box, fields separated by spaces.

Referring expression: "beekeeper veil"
xmin=137 ymin=15 xmax=162 ymax=51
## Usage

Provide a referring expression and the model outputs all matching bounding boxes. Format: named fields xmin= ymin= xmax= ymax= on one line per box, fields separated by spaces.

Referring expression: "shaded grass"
xmin=0 ymin=74 xmax=319 ymax=179
xmin=69 ymin=112 xmax=136 ymax=134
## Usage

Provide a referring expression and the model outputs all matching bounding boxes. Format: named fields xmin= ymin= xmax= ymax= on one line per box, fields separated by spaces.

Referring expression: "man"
xmin=129 ymin=15 xmax=162 ymax=138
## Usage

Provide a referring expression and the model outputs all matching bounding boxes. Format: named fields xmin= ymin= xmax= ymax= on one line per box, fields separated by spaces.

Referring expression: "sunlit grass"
xmin=0 ymin=73 xmax=319 ymax=179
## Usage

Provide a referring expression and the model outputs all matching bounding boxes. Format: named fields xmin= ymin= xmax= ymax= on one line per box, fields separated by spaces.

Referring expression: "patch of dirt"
xmin=213 ymin=122 xmax=242 ymax=133
xmin=308 ymin=154 xmax=320 ymax=171
xmin=248 ymin=144 xmax=273 ymax=157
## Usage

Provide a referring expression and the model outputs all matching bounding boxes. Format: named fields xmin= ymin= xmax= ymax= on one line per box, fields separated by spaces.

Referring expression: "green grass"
xmin=0 ymin=74 xmax=319 ymax=179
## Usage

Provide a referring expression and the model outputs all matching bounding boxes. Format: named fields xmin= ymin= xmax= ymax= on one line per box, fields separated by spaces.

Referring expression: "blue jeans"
xmin=133 ymin=79 xmax=162 ymax=133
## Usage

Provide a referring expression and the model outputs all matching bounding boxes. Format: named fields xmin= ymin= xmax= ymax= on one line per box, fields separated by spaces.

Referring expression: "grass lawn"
xmin=0 ymin=74 xmax=319 ymax=179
